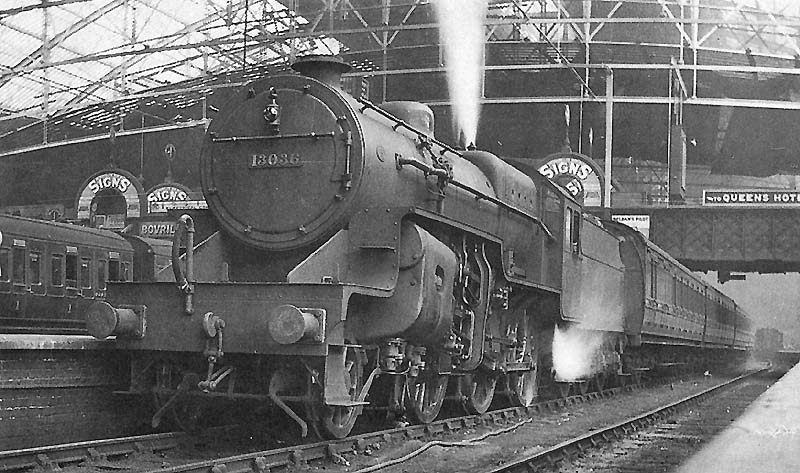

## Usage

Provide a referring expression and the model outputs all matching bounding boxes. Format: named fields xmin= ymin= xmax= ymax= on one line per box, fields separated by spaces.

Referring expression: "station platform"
xmin=0 ymin=333 xmax=113 ymax=350
xmin=677 ymin=363 xmax=800 ymax=473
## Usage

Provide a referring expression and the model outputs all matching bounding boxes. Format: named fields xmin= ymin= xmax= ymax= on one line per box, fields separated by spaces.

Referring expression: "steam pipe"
xmin=172 ymin=214 xmax=195 ymax=315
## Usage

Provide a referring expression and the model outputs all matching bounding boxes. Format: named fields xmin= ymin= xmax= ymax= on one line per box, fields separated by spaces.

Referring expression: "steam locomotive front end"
xmin=200 ymin=55 xmax=365 ymax=252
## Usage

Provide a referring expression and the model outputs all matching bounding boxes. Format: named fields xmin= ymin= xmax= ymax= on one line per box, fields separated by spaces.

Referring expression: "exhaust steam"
xmin=552 ymin=325 xmax=607 ymax=382
xmin=434 ymin=0 xmax=487 ymax=148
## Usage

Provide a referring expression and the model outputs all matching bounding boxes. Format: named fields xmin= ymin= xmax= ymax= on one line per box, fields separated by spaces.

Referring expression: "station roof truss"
xmin=2 ymin=0 xmax=800 ymax=154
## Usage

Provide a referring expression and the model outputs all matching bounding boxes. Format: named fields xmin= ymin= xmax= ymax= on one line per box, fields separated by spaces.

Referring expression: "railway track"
xmin=482 ymin=369 xmax=773 ymax=473
xmin=3 ymin=371 xmax=764 ymax=473
xmin=0 ymin=378 xmax=649 ymax=473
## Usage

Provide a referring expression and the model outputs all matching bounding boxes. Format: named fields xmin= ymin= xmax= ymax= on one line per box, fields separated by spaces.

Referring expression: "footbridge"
xmin=614 ymin=206 xmax=800 ymax=278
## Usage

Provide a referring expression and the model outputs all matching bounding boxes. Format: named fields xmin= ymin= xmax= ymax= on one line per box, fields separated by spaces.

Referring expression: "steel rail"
xmin=0 ymin=374 xmax=700 ymax=473
xmin=140 ymin=383 xmax=647 ymax=473
xmin=480 ymin=370 xmax=763 ymax=473
xmin=0 ymin=431 xmax=185 ymax=472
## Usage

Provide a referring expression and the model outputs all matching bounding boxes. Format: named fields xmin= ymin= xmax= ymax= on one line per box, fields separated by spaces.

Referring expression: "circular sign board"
xmin=538 ymin=152 xmax=604 ymax=207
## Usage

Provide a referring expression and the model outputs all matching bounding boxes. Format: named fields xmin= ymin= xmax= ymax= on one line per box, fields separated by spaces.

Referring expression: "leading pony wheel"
xmin=461 ymin=370 xmax=497 ymax=414
xmin=316 ymin=346 xmax=365 ymax=439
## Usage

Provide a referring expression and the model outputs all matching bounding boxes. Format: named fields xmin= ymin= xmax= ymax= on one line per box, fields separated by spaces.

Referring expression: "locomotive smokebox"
xmin=291 ymin=54 xmax=351 ymax=88
xmin=200 ymin=52 xmax=367 ymax=252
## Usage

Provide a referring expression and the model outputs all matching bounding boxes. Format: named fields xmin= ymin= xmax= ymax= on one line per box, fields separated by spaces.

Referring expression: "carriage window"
xmin=65 ymin=253 xmax=78 ymax=288
xmin=108 ymin=259 xmax=121 ymax=281
xmin=0 ymin=248 xmax=9 ymax=282
xmin=81 ymin=258 xmax=91 ymax=289
xmin=98 ymin=260 xmax=107 ymax=289
xmin=29 ymin=252 xmax=41 ymax=285
xmin=51 ymin=254 xmax=64 ymax=287
xmin=122 ymin=262 xmax=131 ymax=281
xmin=12 ymin=247 xmax=25 ymax=284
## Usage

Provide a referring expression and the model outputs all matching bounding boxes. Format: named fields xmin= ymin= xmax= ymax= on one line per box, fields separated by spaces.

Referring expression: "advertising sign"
xmin=147 ymin=183 xmax=191 ymax=213
xmin=538 ymin=152 xmax=603 ymax=206
xmin=703 ymin=190 xmax=800 ymax=206
xmin=140 ymin=221 xmax=176 ymax=238
xmin=611 ymin=214 xmax=650 ymax=238
xmin=149 ymin=200 xmax=208 ymax=213
xmin=76 ymin=170 xmax=142 ymax=220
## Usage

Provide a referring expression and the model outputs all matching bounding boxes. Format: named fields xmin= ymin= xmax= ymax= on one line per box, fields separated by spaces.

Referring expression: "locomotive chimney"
xmin=291 ymin=54 xmax=352 ymax=88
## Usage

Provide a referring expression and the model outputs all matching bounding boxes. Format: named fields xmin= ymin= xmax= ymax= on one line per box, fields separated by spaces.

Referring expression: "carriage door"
xmin=64 ymin=246 xmax=80 ymax=318
xmin=0 ymin=244 xmax=11 ymax=323
xmin=10 ymin=239 xmax=28 ymax=320
xmin=96 ymin=256 xmax=107 ymax=299
xmin=74 ymin=250 xmax=95 ymax=325
xmin=108 ymin=251 xmax=122 ymax=282
xmin=26 ymin=240 xmax=46 ymax=322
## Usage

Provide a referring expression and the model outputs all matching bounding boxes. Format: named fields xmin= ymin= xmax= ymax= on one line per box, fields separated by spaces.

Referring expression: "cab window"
xmin=570 ymin=209 xmax=581 ymax=252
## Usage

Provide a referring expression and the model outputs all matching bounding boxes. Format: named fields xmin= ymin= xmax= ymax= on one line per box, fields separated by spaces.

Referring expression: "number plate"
xmin=249 ymin=153 xmax=303 ymax=168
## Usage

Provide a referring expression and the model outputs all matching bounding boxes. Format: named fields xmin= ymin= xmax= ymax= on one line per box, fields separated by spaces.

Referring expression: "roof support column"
xmin=41 ymin=0 xmax=50 ymax=144
xmin=581 ymin=0 xmax=592 ymax=155
xmin=604 ymin=68 xmax=613 ymax=209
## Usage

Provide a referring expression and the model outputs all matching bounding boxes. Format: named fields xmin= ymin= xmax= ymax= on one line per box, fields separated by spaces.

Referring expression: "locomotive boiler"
xmin=82 ymin=55 xmax=698 ymax=438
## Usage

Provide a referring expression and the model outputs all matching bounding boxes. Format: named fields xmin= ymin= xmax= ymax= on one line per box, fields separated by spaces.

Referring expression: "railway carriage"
xmin=0 ymin=214 xmax=133 ymax=333
xmin=0 ymin=214 xmax=173 ymax=333
xmin=605 ymin=220 xmax=753 ymax=371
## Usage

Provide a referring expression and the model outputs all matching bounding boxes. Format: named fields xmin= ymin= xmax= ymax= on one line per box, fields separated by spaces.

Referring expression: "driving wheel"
xmin=506 ymin=365 xmax=539 ymax=407
xmin=405 ymin=371 xmax=448 ymax=424
xmin=461 ymin=370 xmax=497 ymax=414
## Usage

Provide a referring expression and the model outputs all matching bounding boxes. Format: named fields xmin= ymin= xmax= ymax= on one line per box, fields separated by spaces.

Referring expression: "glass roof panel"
xmin=0 ymin=0 xmax=338 ymax=120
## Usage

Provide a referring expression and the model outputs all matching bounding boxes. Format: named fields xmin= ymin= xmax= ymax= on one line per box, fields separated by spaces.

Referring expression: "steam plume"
xmin=434 ymin=0 xmax=487 ymax=148
xmin=552 ymin=325 xmax=606 ymax=381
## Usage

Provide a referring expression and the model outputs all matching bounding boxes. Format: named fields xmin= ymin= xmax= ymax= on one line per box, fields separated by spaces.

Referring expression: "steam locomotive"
xmin=83 ymin=55 xmax=752 ymax=439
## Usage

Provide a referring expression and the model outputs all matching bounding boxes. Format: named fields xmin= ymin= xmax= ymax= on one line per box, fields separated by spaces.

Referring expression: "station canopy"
xmin=1 ymin=0 xmax=800 ymax=149
xmin=0 ymin=0 xmax=341 ymax=123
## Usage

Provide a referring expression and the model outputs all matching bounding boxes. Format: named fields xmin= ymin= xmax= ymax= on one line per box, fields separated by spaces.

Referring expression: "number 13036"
xmin=249 ymin=153 xmax=302 ymax=168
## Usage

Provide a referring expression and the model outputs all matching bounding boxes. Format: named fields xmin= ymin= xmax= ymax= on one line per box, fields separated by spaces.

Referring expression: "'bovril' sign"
xmin=140 ymin=222 xmax=176 ymax=238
